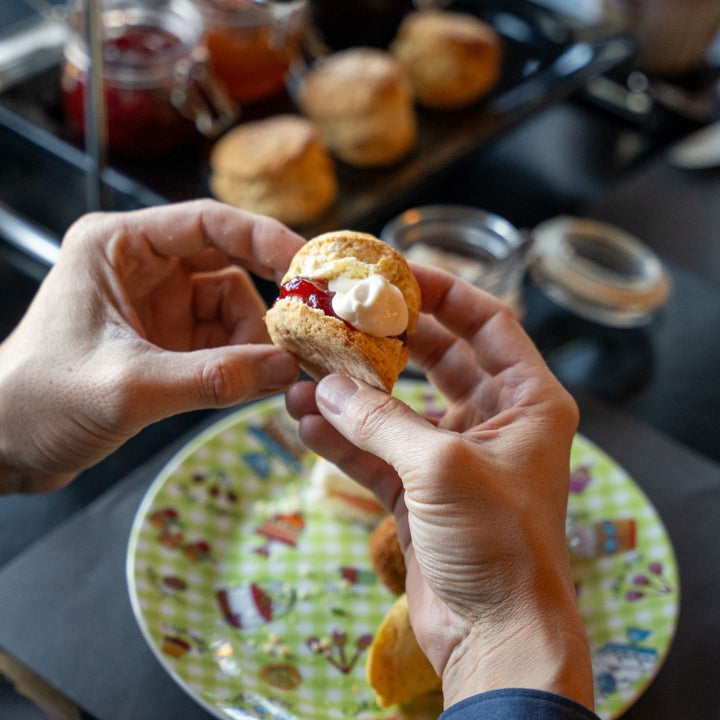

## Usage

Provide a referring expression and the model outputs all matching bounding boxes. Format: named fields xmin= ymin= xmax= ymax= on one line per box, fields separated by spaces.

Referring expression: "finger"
xmin=315 ymin=375 xmax=441 ymax=487
xmin=192 ymin=267 xmax=269 ymax=345
xmin=123 ymin=345 xmax=299 ymax=421
xmin=411 ymin=263 xmax=545 ymax=375
xmin=286 ymin=382 xmax=402 ymax=512
xmin=285 ymin=380 xmax=320 ymax=419
xmin=8 ymin=472 xmax=77 ymax=496
xmin=300 ymin=414 xmax=402 ymax=513
xmin=84 ymin=200 xmax=306 ymax=283
xmin=408 ymin=314 xmax=527 ymax=426
xmin=408 ymin=312 xmax=486 ymax=405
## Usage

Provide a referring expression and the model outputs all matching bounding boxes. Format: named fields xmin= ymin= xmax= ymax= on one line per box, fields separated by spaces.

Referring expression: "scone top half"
xmin=266 ymin=231 xmax=421 ymax=392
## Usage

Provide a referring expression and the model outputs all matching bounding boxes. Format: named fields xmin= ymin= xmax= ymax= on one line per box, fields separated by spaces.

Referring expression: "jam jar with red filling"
xmin=61 ymin=0 xmax=237 ymax=156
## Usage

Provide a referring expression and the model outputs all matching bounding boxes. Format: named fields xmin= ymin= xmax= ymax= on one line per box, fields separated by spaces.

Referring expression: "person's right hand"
xmin=286 ymin=264 xmax=594 ymax=711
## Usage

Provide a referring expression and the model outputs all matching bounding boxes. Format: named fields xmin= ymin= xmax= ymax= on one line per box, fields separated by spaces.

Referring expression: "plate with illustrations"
xmin=127 ymin=379 xmax=678 ymax=719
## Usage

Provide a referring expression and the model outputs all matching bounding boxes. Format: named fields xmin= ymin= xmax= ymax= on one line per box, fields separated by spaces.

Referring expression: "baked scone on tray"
xmin=297 ymin=47 xmax=418 ymax=167
xmin=265 ymin=230 xmax=421 ymax=392
xmin=209 ymin=114 xmax=337 ymax=227
xmin=391 ymin=9 xmax=502 ymax=110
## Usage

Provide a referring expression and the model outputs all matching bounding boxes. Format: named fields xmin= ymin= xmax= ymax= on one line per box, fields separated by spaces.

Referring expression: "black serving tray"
xmin=0 ymin=0 xmax=634 ymax=245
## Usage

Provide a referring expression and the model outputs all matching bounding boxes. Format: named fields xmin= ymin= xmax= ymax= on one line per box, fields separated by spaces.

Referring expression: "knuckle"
xmin=62 ymin=212 xmax=108 ymax=251
xmin=200 ymin=357 xmax=247 ymax=407
xmin=550 ymin=386 xmax=580 ymax=436
xmin=97 ymin=363 xmax=144 ymax=430
xmin=434 ymin=435 xmax=472 ymax=472
xmin=353 ymin=392 xmax=399 ymax=443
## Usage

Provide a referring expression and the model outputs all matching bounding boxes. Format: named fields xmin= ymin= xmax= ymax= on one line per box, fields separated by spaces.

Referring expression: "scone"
xmin=390 ymin=9 xmax=502 ymax=110
xmin=366 ymin=593 xmax=442 ymax=708
xmin=265 ymin=230 xmax=421 ymax=391
xmin=209 ymin=114 xmax=337 ymax=226
xmin=309 ymin=456 xmax=386 ymax=523
xmin=297 ymin=48 xmax=417 ymax=167
xmin=369 ymin=514 xmax=407 ymax=595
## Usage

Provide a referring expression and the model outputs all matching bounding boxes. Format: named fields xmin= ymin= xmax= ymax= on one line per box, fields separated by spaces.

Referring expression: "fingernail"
xmin=317 ymin=375 xmax=360 ymax=415
xmin=260 ymin=351 xmax=298 ymax=390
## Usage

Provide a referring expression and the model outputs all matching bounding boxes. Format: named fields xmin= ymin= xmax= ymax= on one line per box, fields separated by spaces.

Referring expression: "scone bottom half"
xmin=265 ymin=231 xmax=421 ymax=392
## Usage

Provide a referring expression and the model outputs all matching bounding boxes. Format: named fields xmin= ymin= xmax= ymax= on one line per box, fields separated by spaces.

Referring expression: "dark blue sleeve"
xmin=439 ymin=689 xmax=601 ymax=720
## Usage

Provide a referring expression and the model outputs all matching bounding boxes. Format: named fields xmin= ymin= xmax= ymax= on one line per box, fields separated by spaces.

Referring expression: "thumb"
xmin=315 ymin=375 xmax=437 ymax=477
xmin=128 ymin=345 xmax=299 ymax=422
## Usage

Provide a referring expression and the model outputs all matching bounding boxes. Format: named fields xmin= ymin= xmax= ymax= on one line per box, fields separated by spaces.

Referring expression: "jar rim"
xmin=194 ymin=0 xmax=306 ymax=29
xmin=194 ymin=0 xmax=272 ymax=28
xmin=381 ymin=204 xmax=529 ymax=262
xmin=529 ymin=215 xmax=672 ymax=327
xmin=64 ymin=0 xmax=203 ymax=84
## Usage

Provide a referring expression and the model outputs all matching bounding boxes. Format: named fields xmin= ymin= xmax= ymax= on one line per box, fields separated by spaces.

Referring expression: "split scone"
xmin=265 ymin=230 xmax=421 ymax=391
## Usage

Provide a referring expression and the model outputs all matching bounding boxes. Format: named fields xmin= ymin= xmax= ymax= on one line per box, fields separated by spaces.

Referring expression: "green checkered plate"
xmin=127 ymin=379 xmax=678 ymax=720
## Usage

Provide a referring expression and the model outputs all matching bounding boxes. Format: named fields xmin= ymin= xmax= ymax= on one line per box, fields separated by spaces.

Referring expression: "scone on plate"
xmin=366 ymin=593 xmax=442 ymax=708
xmin=390 ymin=9 xmax=502 ymax=110
xmin=209 ymin=114 xmax=337 ymax=226
xmin=369 ymin=513 xmax=407 ymax=595
xmin=265 ymin=230 xmax=421 ymax=392
xmin=309 ymin=456 xmax=386 ymax=523
xmin=297 ymin=48 xmax=418 ymax=167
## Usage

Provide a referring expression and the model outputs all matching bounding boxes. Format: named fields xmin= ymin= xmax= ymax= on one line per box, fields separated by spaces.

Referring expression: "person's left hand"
xmin=0 ymin=200 xmax=304 ymax=494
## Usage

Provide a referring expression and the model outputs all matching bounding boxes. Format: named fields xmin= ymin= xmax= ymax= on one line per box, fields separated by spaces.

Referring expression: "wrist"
xmin=440 ymin=570 xmax=594 ymax=711
xmin=0 ymin=349 xmax=76 ymax=495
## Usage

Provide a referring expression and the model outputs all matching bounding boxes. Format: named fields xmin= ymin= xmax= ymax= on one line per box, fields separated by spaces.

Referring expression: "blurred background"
xmin=2 ymin=1 xmax=720 ymax=717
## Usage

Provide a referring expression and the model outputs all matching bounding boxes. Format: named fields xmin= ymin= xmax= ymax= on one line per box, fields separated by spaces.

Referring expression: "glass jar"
xmin=193 ymin=0 xmax=308 ymax=104
xmin=381 ymin=205 xmax=531 ymax=318
xmin=61 ymin=0 xmax=238 ymax=156
xmin=602 ymin=0 xmax=720 ymax=76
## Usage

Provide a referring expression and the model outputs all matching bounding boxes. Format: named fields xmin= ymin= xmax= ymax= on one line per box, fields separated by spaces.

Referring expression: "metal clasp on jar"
xmin=171 ymin=45 xmax=239 ymax=137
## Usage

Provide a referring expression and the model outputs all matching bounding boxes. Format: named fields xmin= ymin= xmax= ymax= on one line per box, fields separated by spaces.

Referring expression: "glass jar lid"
xmin=529 ymin=216 xmax=672 ymax=328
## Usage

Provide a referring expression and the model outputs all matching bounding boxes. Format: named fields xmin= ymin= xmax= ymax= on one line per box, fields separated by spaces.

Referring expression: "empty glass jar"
xmin=381 ymin=205 xmax=531 ymax=318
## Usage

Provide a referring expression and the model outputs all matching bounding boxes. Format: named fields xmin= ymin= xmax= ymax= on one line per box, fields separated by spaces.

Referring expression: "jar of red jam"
xmin=61 ymin=0 xmax=238 ymax=156
xmin=193 ymin=0 xmax=308 ymax=104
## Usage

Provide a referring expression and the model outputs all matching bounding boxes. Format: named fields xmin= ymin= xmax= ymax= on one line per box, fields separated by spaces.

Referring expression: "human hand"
xmin=0 ymin=200 xmax=303 ymax=494
xmin=285 ymin=264 xmax=594 ymax=710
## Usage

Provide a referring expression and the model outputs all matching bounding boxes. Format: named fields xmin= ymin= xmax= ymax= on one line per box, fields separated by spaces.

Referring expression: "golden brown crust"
xmin=366 ymin=593 xmax=442 ymax=708
xmin=265 ymin=231 xmax=420 ymax=392
xmin=209 ymin=114 xmax=337 ymax=226
xmin=391 ymin=9 xmax=502 ymax=110
xmin=298 ymin=48 xmax=417 ymax=167
xmin=300 ymin=48 xmax=412 ymax=117
xmin=369 ymin=514 xmax=407 ymax=595
xmin=210 ymin=114 xmax=316 ymax=177
xmin=266 ymin=299 xmax=409 ymax=391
